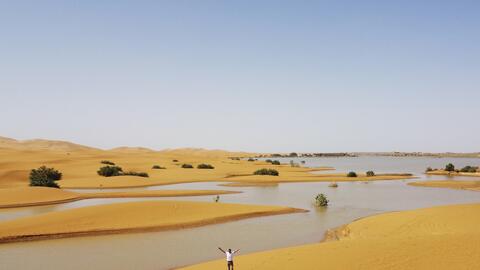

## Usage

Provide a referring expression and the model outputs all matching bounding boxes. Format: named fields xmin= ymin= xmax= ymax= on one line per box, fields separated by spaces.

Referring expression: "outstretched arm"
xmin=218 ymin=247 xmax=226 ymax=253
xmin=233 ymin=249 xmax=240 ymax=254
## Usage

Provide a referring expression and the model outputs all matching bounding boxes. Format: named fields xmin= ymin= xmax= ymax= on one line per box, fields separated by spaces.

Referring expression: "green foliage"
xmin=100 ymin=160 xmax=115 ymax=165
xmin=197 ymin=163 xmax=215 ymax=169
xmin=181 ymin=164 xmax=194 ymax=169
xmin=97 ymin=165 xmax=123 ymax=177
xmin=271 ymin=160 xmax=281 ymax=165
xmin=29 ymin=166 xmax=62 ymax=188
xmin=425 ymin=167 xmax=433 ymax=172
xmin=253 ymin=168 xmax=279 ymax=176
xmin=460 ymin=166 xmax=478 ymax=173
xmin=445 ymin=163 xmax=455 ymax=172
xmin=289 ymin=152 xmax=298 ymax=157
xmin=152 ymin=165 xmax=166 ymax=169
xmin=265 ymin=159 xmax=273 ymax=163
xmin=347 ymin=171 xmax=357 ymax=177
xmin=366 ymin=171 xmax=375 ymax=177
xmin=247 ymin=158 xmax=255 ymax=162
xmin=122 ymin=171 xmax=149 ymax=177
xmin=315 ymin=193 xmax=329 ymax=207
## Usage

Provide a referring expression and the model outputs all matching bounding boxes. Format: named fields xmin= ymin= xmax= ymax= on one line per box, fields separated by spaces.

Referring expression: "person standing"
xmin=218 ymin=247 xmax=240 ymax=270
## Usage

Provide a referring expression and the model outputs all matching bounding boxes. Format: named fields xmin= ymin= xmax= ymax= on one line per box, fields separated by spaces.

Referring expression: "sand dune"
xmin=179 ymin=203 xmax=480 ymax=270
xmin=409 ymin=180 xmax=480 ymax=191
xmin=0 ymin=187 xmax=240 ymax=208
xmin=0 ymin=201 xmax=305 ymax=243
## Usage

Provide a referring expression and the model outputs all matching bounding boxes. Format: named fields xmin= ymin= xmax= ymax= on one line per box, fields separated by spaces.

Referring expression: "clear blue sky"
xmin=1 ymin=1 xmax=479 ymax=152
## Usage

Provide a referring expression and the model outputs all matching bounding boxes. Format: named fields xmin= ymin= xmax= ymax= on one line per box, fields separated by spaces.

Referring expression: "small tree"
xmin=97 ymin=166 xmax=123 ymax=177
xmin=289 ymin=152 xmax=298 ymax=157
xmin=197 ymin=163 xmax=215 ymax=169
xmin=29 ymin=166 xmax=62 ymax=188
xmin=253 ymin=168 xmax=279 ymax=176
xmin=347 ymin=171 xmax=357 ymax=177
xmin=366 ymin=171 xmax=375 ymax=177
xmin=445 ymin=163 xmax=455 ymax=172
xmin=460 ymin=166 xmax=478 ymax=173
xmin=100 ymin=160 xmax=115 ymax=165
xmin=315 ymin=193 xmax=329 ymax=207
xmin=182 ymin=164 xmax=194 ymax=169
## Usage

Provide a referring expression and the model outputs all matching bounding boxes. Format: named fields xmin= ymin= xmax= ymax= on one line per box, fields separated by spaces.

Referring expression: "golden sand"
xmin=409 ymin=180 xmax=480 ymax=191
xmin=0 ymin=201 xmax=304 ymax=243
xmin=0 ymin=187 xmax=240 ymax=208
xmin=426 ymin=170 xmax=480 ymax=177
xmin=179 ymin=203 xmax=480 ymax=270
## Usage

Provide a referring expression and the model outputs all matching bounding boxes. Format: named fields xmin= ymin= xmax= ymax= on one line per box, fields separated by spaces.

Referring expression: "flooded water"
xmin=0 ymin=157 xmax=479 ymax=270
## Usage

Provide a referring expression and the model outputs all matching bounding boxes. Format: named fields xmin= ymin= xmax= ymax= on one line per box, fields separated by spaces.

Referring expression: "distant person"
xmin=218 ymin=247 xmax=240 ymax=270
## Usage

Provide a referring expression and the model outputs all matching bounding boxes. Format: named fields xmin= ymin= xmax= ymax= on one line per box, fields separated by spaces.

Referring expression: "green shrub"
xmin=197 ymin=163 xmax=215 ymax=169
xmin=425 ymin=167 xmax=433 ymax=172
xmin=271 ymin=160 xmax=281 ymax=165
xmin=100 ymin=160 xmax=115 ymax=165
xmin=315 ymin=193 xmax=329 ymax=207
xmin=122 ymin=171 xmax=149 ymax=177
xmin=347 ymin=171 xmax=357 ymax=177
xmin=253 ymin=168 xmax=279 ymax=176
xmin=445 ymin=163 xmax=455 ymax=172
xmin=29 ymin=166 xmax=62 ymax=188
xmin=366 ymin=171 xmax=375 ymax=177
xmin=97 ymin=165 xmax=123 ymax=177
xmin=289 ymin=152 xmax=298 ymax=157
xmin=182 ymin=164 xmax=194 ymax=169
xmin=265 ymin=159 xmax=273 ymax=163
xmin=247 ymin=158 xmax=255 ymax=162
xmin=460 ymin=166 xmax=478 ymax=173
xmin=152 ymin=165 xmax=166 ymax=169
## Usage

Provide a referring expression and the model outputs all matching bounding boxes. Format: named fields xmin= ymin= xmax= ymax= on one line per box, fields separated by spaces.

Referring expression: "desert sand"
xmin=0 ymin=187 xmax=240 ymax=208
xmin=0 ymin=200 xmax=305 ymax=243
xmin=0 ymin=136 xmax=414 ymax=189
xmin=409 ymin=180 xmax=480 ymax=191
xmin=179 ymin=203 xmax=480 ymax=270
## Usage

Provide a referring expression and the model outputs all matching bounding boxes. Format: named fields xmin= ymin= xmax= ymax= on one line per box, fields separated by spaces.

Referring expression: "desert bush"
xmin=253 ymin=168 xmax=279 ymax=176
xmin=29 ymin=166 xmax=62 ymax=188
xmin=460 ymin=166 xmax=478 ymax=173
xmin=97 ymin=165 xmax=123 ymax=177
xmin=315 ymin=193 xmax=329 ymax=207
xmin=301 ymin=160 xmax=306 ymax=164
xmin=152 ymin=165 xmax=166 ymax=169
xmin=425 ymin=167 xmax=433 ymax=172
xmin=197 ymin=163 xmax=215 ymax=169
xmin=247 ymin=158 xmax=255 ymax=162
xmin=100 ymin=160 xmax=115 ymax=165
xmin=347 ymin=171 xmax=357 ymax=177
xmin=445 ymin=163 xmax=455 ymax=172
xmin=122 ymin=171 xmax=149 ymax=177
xmin=366 ymin=171 xmax=375 ymax=177
xmin=182 ymin=164 xmax=194 ymax=169
xmin=289 ymin=152 xmax=298 ymax=157
xmin=265 ymin=159 xmax=273 ymax=163
xmin=271 ymin=160 xmax=281 ymax=165
xmin=172 ymin=159 xmax=179 ymax=162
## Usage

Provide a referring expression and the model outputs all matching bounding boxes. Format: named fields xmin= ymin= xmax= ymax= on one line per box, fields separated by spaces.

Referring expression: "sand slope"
xmin=179 ymin=203 xmax=480 ymax=270
xmin=0 ymin=201 xmax=304 ymax=243
xmin=0 ymin=187 xmax=240 ymax=208
xmin=409 ymin=180 xmax=480 ymax=191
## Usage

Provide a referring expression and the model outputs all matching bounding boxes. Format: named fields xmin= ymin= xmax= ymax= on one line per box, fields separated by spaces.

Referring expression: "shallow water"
xmin=0 ymin=157 xmax=479 ymax=270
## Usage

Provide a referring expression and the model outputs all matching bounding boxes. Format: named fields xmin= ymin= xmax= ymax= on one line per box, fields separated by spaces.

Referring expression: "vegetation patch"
xmin=122 ymin=171 xmax=149 ymax=177
xmin=197 ymin=163 xmax=215 ymax=169
xmin=97 ymin=166 xmax=123 ymax=177
xmin=181 ymin=164 xmax=194 ymax=169
xmin=29 ymin=166 xmax=62 ymax=188
xmin=152 ymin=165 xmax=166 ymax=169
xmin=347 ymin=171 xmax=358 ymax=177
xmin=460 ymin=166 xmax=478 ymax=173
xmin=366 ymin=171 xmax=375 ymax=177
xmin=315 ymin=193 xmax=329 ymax=207
xmin=100 ymin=160 xmax=115 ymax=165
xmin=253 ymin=168 xmax=279 ymax=176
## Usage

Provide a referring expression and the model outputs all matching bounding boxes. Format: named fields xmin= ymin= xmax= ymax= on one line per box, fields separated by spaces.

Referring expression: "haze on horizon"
xmin=1 ymin=1 xmax=479 ymax=153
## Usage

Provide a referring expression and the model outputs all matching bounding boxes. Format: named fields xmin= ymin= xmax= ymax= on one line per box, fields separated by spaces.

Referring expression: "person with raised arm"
xmin=218 ymin=247 xmax=240 ymax=270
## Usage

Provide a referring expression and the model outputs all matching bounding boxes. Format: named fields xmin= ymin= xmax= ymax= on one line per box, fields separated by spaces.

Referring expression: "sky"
xmin=0 ymin=0 xmax=479 ymax=152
